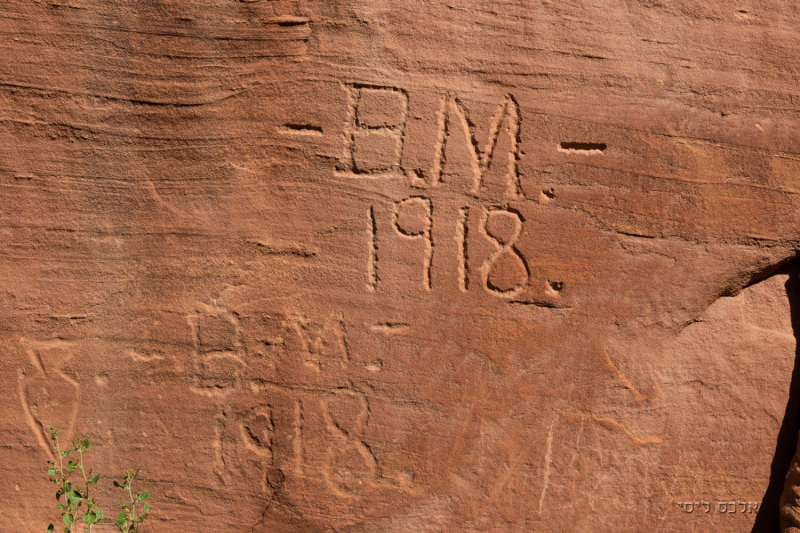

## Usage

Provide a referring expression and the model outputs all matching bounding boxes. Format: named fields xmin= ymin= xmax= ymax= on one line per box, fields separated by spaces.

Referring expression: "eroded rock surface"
xmin=2 ymin=1 xmax=800 ymax=532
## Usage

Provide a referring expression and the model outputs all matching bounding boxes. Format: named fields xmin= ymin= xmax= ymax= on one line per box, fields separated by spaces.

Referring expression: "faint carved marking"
xmin=126 ymin=349 xmax=165 ymax=363
xmin=394 ymin=197 xmax=433 ymax=290
xmin=590 ymin=415 xmax=665 ymax=445
xmin=321 ymin=388 xmax=378 ymax=496
xmin=239 ymin=405 xmax=274 ymax=459
xmin=213 ymin=412 xmax=225 ymax=479
xmin=480 ymin=207 xmax=529 ymax=297
xmin=187 ymin=304 xmax=246 ymax=394
xmin=294 ymin=399 xmax=304 ymax=475
xmin=290 ymin=315 xmax=350 ymax=368
xmin=600 ymin=344 xmax=646 ymax=402
xmin=222 ymin=315 xmax=416 ymax=499
xmin=247 ymin=238 xmax=317 ymax=257
xmin=538 ymin=422 xmax=554 ymax=516
xmin=371 ymin=322 xmax=410 ymax=334
xmin=18 ymin=339 xmax=82 ymax=460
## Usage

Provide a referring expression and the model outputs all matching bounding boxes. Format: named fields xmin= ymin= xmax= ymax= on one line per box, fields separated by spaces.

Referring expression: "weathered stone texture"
xmin=2 ymin=1 xmax=800 ymax=531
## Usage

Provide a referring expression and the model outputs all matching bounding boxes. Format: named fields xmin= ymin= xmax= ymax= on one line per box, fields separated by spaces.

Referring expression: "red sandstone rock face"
xmin=2 ymin=1 xmax=800 ymax=532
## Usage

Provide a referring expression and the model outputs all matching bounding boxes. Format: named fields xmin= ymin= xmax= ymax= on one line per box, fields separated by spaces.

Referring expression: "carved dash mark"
xmin=367 ymin=206 xmax=378 ymax=292
xmin=558 ymin=142 xmax=607 ymax=153
xmin=278 ymin=124 xmax=323 ymax=136
xmin=371 ymin=322 xmax=410 ymax=333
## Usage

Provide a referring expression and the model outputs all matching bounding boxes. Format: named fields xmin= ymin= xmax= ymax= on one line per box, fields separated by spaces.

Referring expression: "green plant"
xmin=45 ymin=425 xmax=103 ymax=533
xmin=44 ymin=425 xmax=151 ymax=533
xmin=112 ymin=468 xmax=150 ymax=533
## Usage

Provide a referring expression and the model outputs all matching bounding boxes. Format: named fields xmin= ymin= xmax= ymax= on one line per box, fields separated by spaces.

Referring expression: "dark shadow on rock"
xmin=752 ymin=263 xmax=800 ymax=532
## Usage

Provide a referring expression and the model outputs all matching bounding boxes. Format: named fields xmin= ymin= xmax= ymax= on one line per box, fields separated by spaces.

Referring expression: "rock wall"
xmin=2 ymin=1 xmax=800 ymax=531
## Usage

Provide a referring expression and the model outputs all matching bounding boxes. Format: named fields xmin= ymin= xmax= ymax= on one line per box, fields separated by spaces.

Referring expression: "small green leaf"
xmin=48 ymin=467 xmax=57 ymax=476
xmin=137 ymin=490 xmax=150 ymax=502
xmin=61 ymin=450 xmax=69 ymax=458
xmin=115 ymin=511 xmax=127 ymax=528
xmin=63 ymin=513 xmax=74 ymax=526
xmin=113 ymin=480 xmax=123 ymax=488
xmin=67 ymin=461 xmax=77 ymax=472
xmin=143 ymin=502 xmax=150 ymax=513
xmin=81 ymin=439 xmax=90 ymax=450
xmin=46 ymin=524 xmax=54 ymax=533
xmin=89 ymin=474 xmax=100 ymax=484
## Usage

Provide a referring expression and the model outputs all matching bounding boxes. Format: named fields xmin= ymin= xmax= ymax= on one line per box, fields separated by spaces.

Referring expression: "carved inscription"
xmin=368 ymin=203 xmax=532 ymax=297
xmin=208 ymin=311 xmax=412 ymax=502
xmin=429 ymin=94 xmax=522 ymax=197
xmin=393 ymin=197 xmax=433 ymax=290
xmin=290 ymin=314 xmax=349 ymax=369
xmin=322 ymin=388 xmax=378 ymax=496
xmin=338 ymin=84 xmax=563 ymax=299
xmin=676 ymin=500 xmax=760 ymax=514
xmin=187 ymin=304 xmax=245 ymax=393
xmin=339 ymin=84 xmax=409 ymax=177
xmin=480 ymin=207 xmax=529 ymax=297
xmin=337 ymin=85 xmax=522 ymax=198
